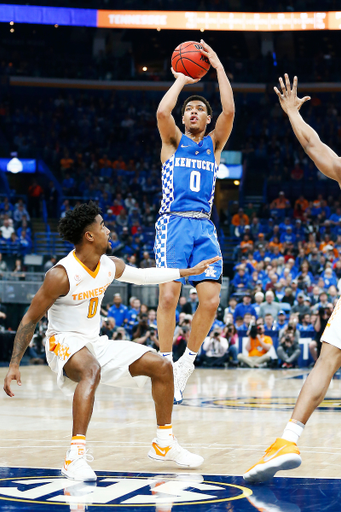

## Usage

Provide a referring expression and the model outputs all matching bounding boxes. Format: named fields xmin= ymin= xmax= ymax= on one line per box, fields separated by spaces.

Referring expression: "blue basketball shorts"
xmin=154 ymin=215 xmax=223 ymax=285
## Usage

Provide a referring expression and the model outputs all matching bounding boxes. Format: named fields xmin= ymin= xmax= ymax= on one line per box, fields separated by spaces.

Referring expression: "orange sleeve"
xmin=231 ymin=214 xmax=239 ymax=226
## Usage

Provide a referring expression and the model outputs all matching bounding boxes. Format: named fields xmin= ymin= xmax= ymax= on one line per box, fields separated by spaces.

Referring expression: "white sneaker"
xmin=173 ymin=360 xmax=194 ymax=404
xmin=61 ymin=447 xmax=97 ymax=482
xmin=148 ymin=436 xmax=203 ymax=468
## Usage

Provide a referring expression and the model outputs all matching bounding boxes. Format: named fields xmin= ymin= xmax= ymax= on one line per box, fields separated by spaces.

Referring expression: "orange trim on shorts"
xmin=73 ymin=251 xmax=101 ymax=278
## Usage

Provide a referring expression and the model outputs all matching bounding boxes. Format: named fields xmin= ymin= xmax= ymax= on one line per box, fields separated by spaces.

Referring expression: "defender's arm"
xmin=3 ymin=267 xmax=69 ymax=397
xmin=275 ymin=74 xmax=341 ymax=184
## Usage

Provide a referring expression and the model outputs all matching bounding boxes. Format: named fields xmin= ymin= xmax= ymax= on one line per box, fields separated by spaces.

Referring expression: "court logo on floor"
xmin=0 ymin=470 xmax=251 ymax=509
xmin=183 ymin=397 xmax=341 ymax=411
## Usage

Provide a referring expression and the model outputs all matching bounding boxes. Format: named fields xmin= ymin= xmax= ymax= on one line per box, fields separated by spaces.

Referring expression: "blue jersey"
xmin=159 ymin=134 xmax=217 ymax=215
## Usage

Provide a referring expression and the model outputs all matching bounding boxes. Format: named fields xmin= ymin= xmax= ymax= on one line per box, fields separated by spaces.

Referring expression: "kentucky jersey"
xmin=46 ymin=250 xmax=116 ymax=341
xmin=159 ymin=134 xmax=218 ymax=215
xmin=154 ymin=133 xmax=223 ymax=285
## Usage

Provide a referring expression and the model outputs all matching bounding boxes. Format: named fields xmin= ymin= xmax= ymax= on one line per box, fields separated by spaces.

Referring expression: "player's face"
xmin=182 ymin=101 xmax=211 ymax=132
xmin=91 ymin=215 xmax=111 ymax=254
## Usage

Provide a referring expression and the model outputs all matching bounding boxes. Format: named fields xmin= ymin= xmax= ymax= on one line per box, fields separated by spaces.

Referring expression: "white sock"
xmin=156 ymin=424 xmax=173 ymax=447
xmin=181 ymin=347 xmax=197 ymax=366
xmin=160 ymin=351 xmax=173 ymax=363
xmin=281 ymin=419 xmax=305 ymax=444
xmin=69 ymin=434 xmax=86 ymax=457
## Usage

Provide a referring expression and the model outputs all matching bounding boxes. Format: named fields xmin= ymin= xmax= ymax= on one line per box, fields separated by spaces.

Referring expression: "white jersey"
xmin=46 ymin=250 xmax=116 ymax=341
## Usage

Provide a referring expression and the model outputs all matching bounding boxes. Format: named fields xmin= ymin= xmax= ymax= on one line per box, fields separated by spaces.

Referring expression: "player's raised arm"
xmin=200 ymin=40 xmax=235 ymax=158
xmin=112 ymin=256 xmax=221 ymax=285
xmin=3 ymin=266 xmax=69 ymax=397
xmin=275 ymin=74 xmax=341 ymax=184
xmin=156 ymin=70 xmax=200 ymax=162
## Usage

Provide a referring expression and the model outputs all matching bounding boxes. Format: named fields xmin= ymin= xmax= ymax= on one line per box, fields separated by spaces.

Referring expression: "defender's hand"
xmin=171 ymin=67 xmax=201 ymax=84
xmin=4 ymin=366 xmax=22 ymax=397
xmin=200 ymin=39 xmax=222 ymax=70
xmin=181 ymin=255 xmax=222 ymax=277
xmin=274 ymin=74 xmax=310 ymax=115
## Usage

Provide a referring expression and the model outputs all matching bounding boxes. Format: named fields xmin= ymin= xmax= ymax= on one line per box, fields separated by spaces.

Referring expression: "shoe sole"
xmin=61 ymin=468 xmax=97 ymax=482
xmin=243 ymin=454 xmax=302 ymax=483
xmin=148 ymin=453 xmax=203 ymax=469
xmin=173 ymin=397 xmax=183 ymax=405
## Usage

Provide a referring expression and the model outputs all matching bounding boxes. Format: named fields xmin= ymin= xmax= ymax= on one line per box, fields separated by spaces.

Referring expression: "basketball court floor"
xmin=1 ymin=365 xmax=341 ymax=511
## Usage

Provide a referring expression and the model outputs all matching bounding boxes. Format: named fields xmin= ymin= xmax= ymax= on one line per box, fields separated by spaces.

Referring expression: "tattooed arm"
xmin=4 ymin=266 xmax=69 ymax=397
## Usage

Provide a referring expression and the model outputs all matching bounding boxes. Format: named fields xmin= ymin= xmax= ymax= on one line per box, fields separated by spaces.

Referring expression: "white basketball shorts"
xmin=321 ymin=298 xmax=341 ymax=350
xmin=46 ymin=334 xmax=151 ymax=396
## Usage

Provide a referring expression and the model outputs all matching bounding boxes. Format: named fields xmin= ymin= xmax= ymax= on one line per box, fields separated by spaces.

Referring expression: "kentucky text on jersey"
xmin=174 ymin=157 xmax=216 ymax=172
xmin=72 ymin=284 xmax=110 ymax=301
xmin=159 ymin=134 xmax=217 ymax=215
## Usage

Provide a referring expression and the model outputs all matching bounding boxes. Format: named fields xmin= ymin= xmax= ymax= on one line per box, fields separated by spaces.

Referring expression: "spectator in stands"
xmin=224 ymin=323 xmax=239 ymax=367
xmin=106 ymin=293 xmax=128 ymax=327
xmin=126 ymin=297 xmax=141 ymax=334
xmin=231 ymin=208 xmax=249 ymax=236
xmin=11 ymin=258 xmax=26 ymax=280
xmin=276 ymin=310 xmax=288 ymax=329
xmin=264 ymin=313 xmax=275 ymax=331
xmin=277 ymin=331 xmax=301 ymax=368
xmin=297 ymin=313 xmax=315 ymax=333
xmin=18 ymin=229 xmax=32 ymax=255
xmin=309 ymin=303 xmax=334 ymax=362
xmin=270 ymin=191 xmax=290 ymax=212
xmin=101 ymin=317 xmax=116 ymax=339
xmin=181 ymin=288 xmax=198 ymax=315
xmin=43 ymin=255 xmax=57 ymax=272
xmin=201 ymin=328 xmax=229 ymax=367
xmin=60 ymin=149 xmax=74 ymax=172
xmin=0 ymin=253 xmax=7 ymax=278
xmin=233 ymin=293 xmax=257 ymax=321
xmin=132 ymin=312 xmax=158 ymax=349
xmin=323 ymin=267 xmax=338 ymax=288
xmin=312 ymin=291 xmax=329 ymax=314
xmin=46 ymin=181 xmax=59 ymax=218
xmin=281 ymin=287 xmax=294 ymax=310
xmin=253 ymin=291 xmax=264 ymax=317
xmin=62 ymin=173 xmax=75 ymax=196
xmin=27 ymin=179 xmax=44 ymax=218
xmin=224 ymin=296 xmax=237 ymax=322
xmin=237 ymin=319 xmax=273 ymax=368
xmin=236 ymin=312 xmax=253 ymax=331
xmin=13 ymin=203 xmax=30 ymax=226
xmin=291 ymin=292 xmax=311 ymax=316
xmin=259 ymin=290 xmax=282 ymax=319
xmin=0 ymin=218 xmax=14 ymax=240
xmin=140 ymin=251 xmax=155 ymax=268
xmin=231 ymin=266 xmax=249 ymax=293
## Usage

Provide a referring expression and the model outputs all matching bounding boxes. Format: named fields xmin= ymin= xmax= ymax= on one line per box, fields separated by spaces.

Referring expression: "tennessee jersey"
xmin=159 ymin=133 xmax=217 ymax=215
xmin=46 ymin=250 xmax=116 ymax=341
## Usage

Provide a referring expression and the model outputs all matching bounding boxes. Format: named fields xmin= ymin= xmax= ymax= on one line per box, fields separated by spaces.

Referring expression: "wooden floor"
xmin=1 ymin=365 xmax=341 ymax=480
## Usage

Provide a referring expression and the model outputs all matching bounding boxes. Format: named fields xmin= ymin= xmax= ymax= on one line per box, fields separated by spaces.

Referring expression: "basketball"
xmin=171 ymin=41 xmax=210 ymax=80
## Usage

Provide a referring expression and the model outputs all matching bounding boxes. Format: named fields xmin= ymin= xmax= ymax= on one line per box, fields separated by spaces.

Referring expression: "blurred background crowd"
xmin=0 ymin=0 xmax=340 ymax=368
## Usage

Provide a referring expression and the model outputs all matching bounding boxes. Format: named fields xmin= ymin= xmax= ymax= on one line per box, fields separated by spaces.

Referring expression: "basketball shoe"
xmin=243 ymin=438 xmax=301 ymax=483
xmin=148 ymin=436 xmax=203 ymax=468
xmin=173 ymin=360 xmax=194 ymax=404
xmin=62 ymin=446 xmax=97 ymax=482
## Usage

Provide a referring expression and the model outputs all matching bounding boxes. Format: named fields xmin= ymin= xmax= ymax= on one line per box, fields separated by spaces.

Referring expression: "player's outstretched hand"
xmin=199 ymin=39 xmax=222 ymax=70
xmin=181 ymin=255 xmax=222 ymax=277
xmin=3 ymin=366 xmax=22 ymax=397
xmin=170 ymin=67 xmax=201 ymax=84
xmin=274 ymin=74 xmax=311 ymax=115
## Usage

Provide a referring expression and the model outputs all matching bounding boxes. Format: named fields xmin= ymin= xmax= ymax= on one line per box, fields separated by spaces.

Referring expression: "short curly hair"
xmin=58 ymin=202 xmax=101 ymax=245
xmin=181 ymin=95 xmax=212 ymax=117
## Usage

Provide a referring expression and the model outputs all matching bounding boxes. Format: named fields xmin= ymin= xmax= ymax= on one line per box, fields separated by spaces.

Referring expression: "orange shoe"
xmin=243 ymin=438 xmax=301 ymax=483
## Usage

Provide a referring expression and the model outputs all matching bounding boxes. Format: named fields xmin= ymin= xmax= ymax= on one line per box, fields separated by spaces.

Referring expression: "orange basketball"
xmin=171 ymin=41 xmax=210 ymax=80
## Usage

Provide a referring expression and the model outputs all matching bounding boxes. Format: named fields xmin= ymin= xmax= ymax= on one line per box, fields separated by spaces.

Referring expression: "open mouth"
xmin=190 ymin=115 xmax=198 ymax=122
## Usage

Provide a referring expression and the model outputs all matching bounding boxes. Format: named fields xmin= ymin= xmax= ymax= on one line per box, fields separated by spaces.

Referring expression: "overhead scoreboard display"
xmin=2 ymin=4 xmax=341 ymax=31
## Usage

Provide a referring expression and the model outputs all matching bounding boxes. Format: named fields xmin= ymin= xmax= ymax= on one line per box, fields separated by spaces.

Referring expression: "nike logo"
xmin=263 ymin=446 xmax=285 ymax=462
xmin=152 ymin=442 xmax=172 ymax=457
xmin=181 ymin=145 xmax=189 ymax=148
